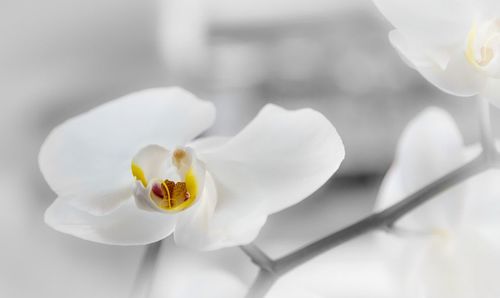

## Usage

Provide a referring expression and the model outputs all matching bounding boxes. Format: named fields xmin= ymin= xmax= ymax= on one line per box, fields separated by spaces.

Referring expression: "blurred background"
xmin=1 ymin=0 xmax=497 ymax=297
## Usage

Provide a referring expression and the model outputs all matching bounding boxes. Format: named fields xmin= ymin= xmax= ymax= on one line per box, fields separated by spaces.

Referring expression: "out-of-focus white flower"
xmin=377 ymin=107 xmax=500 ymax=297
xmin=373 ymin=0 xmax=500 ymax=106
xmin=147 ymin=238 xmax=396 ymax=298
xmin=39 ymin=87 xmax=344 ymax=250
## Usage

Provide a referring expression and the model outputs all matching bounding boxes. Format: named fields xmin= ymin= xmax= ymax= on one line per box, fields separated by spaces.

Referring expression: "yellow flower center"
xmin=131 ymin=148 xmax=199 ymax=213
xmin=432 ymin=228 xmax=450 ymax=239
xmin=466 ymin=19 xmax=500 ymax=70
xmin=148 ymin=167 xmax=198 ymax=212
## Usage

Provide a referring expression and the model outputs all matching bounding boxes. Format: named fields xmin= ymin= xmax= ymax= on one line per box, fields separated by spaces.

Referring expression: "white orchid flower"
xmin=373 ymin=0 xmax=500 ymax=106
xmin=147 ymin=238 xmax=396 ymax=298
xmin=377 ymin=107 xmax=500 ymax=297
xmin=39 ymin=88 xmax=344 ymax=250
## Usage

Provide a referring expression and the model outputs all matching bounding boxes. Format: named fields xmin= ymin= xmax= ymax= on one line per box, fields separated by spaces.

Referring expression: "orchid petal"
xmin=462 ymin=168 xmax=500 ymax=242
xmin=374 ymin=0 xmax=473 ymax=52
xmin=174 ymin=172 xmax=267 ymax=250
xmin=176 ymin=105 xmax=343 ymax=249
xmin=405 ymin=231 xmax=500 ymax=298
xmin=173 ymin=172 xmax=219 ymax=249
xmin=377 ymin=108 xmax=467 ymax=231
xmin=45 ymin=198 xmax=176 ymax=245
xmin=271 ymin=237 xmax=398 ymax=298
xmin=390 ymin=30 xmax=486 ymax=97
xmin=39 ymin=88 xmax=215 ymax=215
xmin=132 ymin=145 xmax=170 ymax=186
xmin=60 ymin=184 xmax=133 ymax=216
xmin=199 ymin=104 xmax=345 ymax=215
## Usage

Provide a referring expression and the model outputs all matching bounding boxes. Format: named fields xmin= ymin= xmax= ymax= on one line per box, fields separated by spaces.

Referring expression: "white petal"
xmin=405 ymin=231 xmax=500 ymax=298
xmin=418 ymin=53 xmax=486 ymax=97
xmin=174 ymin=172 xmax=267 ymax=250
xmin=374 ymin=231 xmax=429 ymax=297
xmin=176 ymin=105 xmax=343 ymax=249
xmin=62 ymin=184 xmax=133 ymax=216
xmin=389 ymin=30 xmax=439 ymax=69
xmin=374 ymin=0 xmax=473 ymax=51
xmin=481 ymin=78 xmax=500 ymax=108
xmin=132 ymin=144 xmax=169 ymax=183
xmin=462 ymin=168 xmax=500 ymax=242
xmin=148 ymin=241 xmax=249 ymax=298
xmin=45 ymin=198 xmax=176 ymax=245
xmin=39 ymin=87 xmax=215 ymax=215
xmin=271 ymin=236 xmax=400 ymax=298
xmin=173 ymin=172 xmax=218 ymax=249
xmin=390 ymin=30 xmax=486 ymax=97
xmin=377 ymin=108 xmax=467 ymax=231
xmin=199 ymin=104 xmax=345 ymax=215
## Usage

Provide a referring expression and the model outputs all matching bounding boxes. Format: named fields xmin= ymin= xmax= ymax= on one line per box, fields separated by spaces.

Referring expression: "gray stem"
xmin=240 ymin=244 xmax=275 ymax=273
xmin=245 ymin=270 xmax=277 ymax=298
xmin=129 ymin=241 xmax=162 ymax=298
xmin=478 ymin=96 xmax=497 ymax=162
xmin=273 ymin=155 xmax=487 ymax=274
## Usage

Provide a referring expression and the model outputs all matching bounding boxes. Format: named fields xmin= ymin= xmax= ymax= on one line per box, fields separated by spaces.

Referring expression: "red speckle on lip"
xmin=152 ymin=184 xmax=164 ymax=198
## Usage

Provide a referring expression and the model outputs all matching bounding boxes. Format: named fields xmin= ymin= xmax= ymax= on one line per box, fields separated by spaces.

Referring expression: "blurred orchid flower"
xmin=373 ymin=0 xmax=500 ymax=106
xmin=147 ymin=238 xmax=396 ymax=298
xmin=377 ymin=108 xmax=500 ymax=297
xmin=39 ymin=88 xmax=344 ymax=250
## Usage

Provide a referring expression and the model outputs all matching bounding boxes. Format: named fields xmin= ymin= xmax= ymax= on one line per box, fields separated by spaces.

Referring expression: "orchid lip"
xmin=465 ymin=18 xmax=500 ymax=76
xmin=148 ymin=167 xmax=198 ymax=213
xmin=131 ymin=146 xmax=201 ymax=213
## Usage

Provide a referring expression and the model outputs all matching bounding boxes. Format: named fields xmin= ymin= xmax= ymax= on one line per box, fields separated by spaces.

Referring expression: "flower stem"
xmin=129 ymin=241 xmax=162 ymax=298
xmin=240 ymin=244 xmax=275 ymax=273
xmin=245 ymin=270 xmax=277 ymax=298
xmin=274 ymin=155 xmax=488 ymax=274
xmin=478 ymin=96 xmax=497 ymax=162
